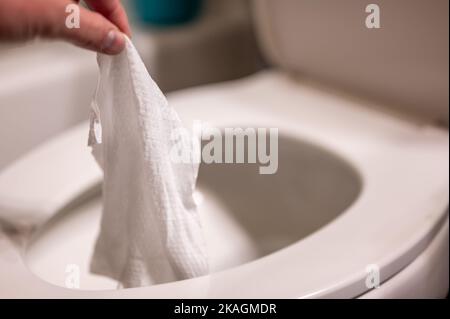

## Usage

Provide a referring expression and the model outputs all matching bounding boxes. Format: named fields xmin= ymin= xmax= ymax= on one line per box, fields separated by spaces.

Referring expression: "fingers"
xmin=84 ymin=0 xmax=132 ymax=37
xmin=46 ymin=3 xmax=126 ymax=54
xmin=0 ymin=0 xmax=130 ymax=54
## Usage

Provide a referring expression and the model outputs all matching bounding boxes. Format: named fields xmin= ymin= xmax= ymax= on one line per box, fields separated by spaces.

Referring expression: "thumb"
xmin=46 ymin=3 xmax=126 ymax=55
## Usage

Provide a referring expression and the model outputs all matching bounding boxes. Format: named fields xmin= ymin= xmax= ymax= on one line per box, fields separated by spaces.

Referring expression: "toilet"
xmin=0 ymin=0 xmax=448 ymax=298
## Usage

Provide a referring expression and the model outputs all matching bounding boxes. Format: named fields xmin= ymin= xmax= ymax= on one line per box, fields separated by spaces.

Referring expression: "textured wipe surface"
xmin=88 ymin=38 xmax=208 ymax=288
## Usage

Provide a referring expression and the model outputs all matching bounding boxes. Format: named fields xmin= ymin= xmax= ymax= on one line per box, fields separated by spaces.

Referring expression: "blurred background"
xmin=0 ymin=0 xmax=448 ymax=170
xmin=0 ymin=0 xmax=265 ymax=170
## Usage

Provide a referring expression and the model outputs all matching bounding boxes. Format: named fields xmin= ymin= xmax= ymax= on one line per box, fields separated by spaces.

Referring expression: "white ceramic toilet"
xmin=0 ymin=0 xmax=448 ymax=298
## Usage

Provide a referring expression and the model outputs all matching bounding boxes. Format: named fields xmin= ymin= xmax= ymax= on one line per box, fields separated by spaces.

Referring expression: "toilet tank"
xmin=252 ymin=0 xmax=449 ymax=125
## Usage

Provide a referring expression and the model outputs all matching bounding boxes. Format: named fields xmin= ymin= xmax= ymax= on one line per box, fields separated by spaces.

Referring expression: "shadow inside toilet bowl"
xmin=196 ymin=132 xmax=362 ymax=259
xmin=25 ymin=133 xmax=362 ymax=290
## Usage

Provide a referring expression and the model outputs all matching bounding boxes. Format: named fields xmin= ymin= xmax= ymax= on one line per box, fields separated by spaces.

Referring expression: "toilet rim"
xmin=0 ymin=71 xmax=448 ymax=298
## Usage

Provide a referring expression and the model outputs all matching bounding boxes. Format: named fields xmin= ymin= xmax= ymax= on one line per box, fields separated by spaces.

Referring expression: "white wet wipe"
xmin=88 ymin=37 xmax=208 ymax=288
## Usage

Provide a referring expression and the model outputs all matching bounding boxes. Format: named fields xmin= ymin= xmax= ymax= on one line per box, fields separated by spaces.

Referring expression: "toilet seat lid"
xmin=253 ymin=0 xmax=449 ymax=125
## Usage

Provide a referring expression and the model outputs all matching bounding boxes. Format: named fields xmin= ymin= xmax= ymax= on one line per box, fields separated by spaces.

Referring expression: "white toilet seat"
xmin=0 ymin=71 xmax=448 ymax=298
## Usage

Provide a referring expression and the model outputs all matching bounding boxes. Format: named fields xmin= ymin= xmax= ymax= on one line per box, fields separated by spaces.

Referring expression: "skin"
xmin=0 ymin=0 xmax=131 ymax=54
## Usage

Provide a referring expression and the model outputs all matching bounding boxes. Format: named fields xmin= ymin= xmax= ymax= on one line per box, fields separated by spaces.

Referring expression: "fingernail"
xmin=102 ymin=30 xmax=124 ymax=54
xmin=103 ymin=30 xmax=116 ymax=49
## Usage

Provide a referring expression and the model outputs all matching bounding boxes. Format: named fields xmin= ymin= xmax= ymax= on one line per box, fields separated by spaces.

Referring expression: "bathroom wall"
xmin=0 ymin=0 xmax=263 ymax=170
xmin=132 ymin=0 xmax=264 ymax=92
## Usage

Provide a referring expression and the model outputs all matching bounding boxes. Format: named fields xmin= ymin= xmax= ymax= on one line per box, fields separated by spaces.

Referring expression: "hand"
xmin=0 ymin=0 xmax=131 ymax=54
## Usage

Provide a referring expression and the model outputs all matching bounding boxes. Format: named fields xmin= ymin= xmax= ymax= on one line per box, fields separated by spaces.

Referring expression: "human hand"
xmin=0 ymin=0 xmax=131 ymax=54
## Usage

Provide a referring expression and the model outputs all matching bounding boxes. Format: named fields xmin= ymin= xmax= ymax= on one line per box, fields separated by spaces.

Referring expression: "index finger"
xmin=84 ymin=0 xmax=131 ymax=37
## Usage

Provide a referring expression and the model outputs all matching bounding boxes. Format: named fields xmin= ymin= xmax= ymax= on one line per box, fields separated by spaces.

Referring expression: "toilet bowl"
xmin=0 ymin=0 xmax=448 ymax=298
xmin=0 ymin=70 xmax=448 ymax=298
